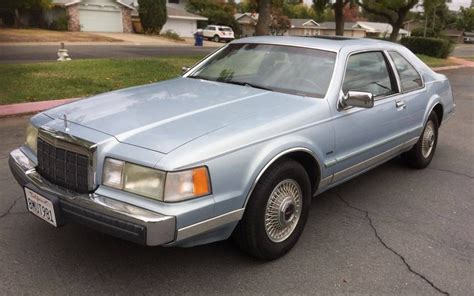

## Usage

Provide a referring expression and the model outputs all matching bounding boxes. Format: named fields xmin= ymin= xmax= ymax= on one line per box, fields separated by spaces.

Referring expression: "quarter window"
xmin=389 ymin=51 xmax=423 ymax=92
xmin=342 ymin=51 xmax=396 ymax=97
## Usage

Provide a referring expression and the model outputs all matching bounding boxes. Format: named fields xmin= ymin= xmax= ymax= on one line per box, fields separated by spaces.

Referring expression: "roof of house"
xmin=319 ymin=21 xmax=364 ymax=30
xmin=290 ymin=19 xmax=320 ymax=28
xmin=234 ymin=13 xmax=259 ymax=23
xmin=442 ymin=29 xmax=464 ymax=36
xmin=355 ymin=21 xmax=409 ymax=35
xmin=52 ymin=0 xmax=135 ymax=9
xmin=464 ymin=31 xmax=474 ymax=37
xmin=131 ymin=5 xmax=207 ymax=21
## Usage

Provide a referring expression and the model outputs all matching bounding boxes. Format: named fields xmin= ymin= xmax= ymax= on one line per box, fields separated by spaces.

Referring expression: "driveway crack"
xmin=427 ymin=167 xmax=474 ymax=179
xmin=334 ymin=191 xmax=450 ymax=296
xmin=0 ymin=197 xmax=22 ymax=220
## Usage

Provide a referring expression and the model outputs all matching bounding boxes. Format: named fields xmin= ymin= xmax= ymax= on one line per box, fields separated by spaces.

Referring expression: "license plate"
xmin=25 ymin=188 xmax=58 ymax=227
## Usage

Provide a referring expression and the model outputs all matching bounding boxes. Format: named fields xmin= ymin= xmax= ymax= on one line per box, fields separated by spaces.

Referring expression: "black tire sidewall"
xmin=248 ymin=160 xmax=311 ymax=259
xmin=416 ymin=112 xmax=439 ymax=167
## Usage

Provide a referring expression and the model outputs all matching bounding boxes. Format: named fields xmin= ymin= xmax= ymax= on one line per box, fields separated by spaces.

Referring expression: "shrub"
xmin=161 ymin=30 xmax=184 ymax=41
xmin=400 ymin=36 xmax=453 ymax=58
xmin=138 ymin=0 xmax=167 ymax=34
xmin=410 ymin=27 xmax=436 ymax=37
xmin=49 ymin=16 xmax=68 ymax=31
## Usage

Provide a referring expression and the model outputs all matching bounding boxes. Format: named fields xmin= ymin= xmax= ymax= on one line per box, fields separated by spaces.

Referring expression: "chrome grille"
xmin=36 ymin=137 xmax=90 ymax=193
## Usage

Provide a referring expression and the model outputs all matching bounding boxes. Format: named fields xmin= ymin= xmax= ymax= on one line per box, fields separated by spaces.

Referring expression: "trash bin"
xmin=194 ymin=30 xmax=204 ymax=47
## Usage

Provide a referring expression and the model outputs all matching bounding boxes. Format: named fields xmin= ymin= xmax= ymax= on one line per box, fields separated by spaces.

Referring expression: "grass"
xmin=0 ymin=28 xmax=122 ymax=43
xmin=416 ymin=54 xmax=457 ymax=67
xmin=0 ymin=56 xmax=203 ymax=105
xmin=463 ymin=56 xmax=474 ymax=61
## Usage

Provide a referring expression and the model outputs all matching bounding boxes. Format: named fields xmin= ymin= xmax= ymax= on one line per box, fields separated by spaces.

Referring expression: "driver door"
xmin=331 ymin=50 xmax=406 ymax=183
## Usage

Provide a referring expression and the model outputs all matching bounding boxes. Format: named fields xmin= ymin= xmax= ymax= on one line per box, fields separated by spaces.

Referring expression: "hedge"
xmin=400 ymin=36 xmax=453 ymax=58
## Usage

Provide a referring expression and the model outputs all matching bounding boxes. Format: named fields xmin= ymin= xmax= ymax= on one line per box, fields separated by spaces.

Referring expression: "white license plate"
xmin=25 ymin=188 xmax=57 ymax=227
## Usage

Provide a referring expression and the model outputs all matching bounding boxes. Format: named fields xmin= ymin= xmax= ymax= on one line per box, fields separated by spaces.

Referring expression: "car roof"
xmin=232 ymin=36 xmax=401 ymax=52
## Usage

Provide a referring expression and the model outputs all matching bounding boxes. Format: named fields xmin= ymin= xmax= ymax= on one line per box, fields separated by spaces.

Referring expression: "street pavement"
xmin=451 ymin=44 xmax=474 ymax=58
xmin=0 ymin=68 xmax=472 ymax=295
xmin=0 ymin=44 xmax=217 ymax=63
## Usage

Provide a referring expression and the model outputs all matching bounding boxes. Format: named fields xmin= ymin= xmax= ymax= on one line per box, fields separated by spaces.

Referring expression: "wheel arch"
xmin=242 ymin=147 xmax=322 ymax=209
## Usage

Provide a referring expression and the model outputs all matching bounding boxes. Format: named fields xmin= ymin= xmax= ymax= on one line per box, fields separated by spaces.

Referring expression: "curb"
xmin=0 ymin=98 xmax=79 ymax=118
xmin=432 ymin=64 xmax=470 ymax=71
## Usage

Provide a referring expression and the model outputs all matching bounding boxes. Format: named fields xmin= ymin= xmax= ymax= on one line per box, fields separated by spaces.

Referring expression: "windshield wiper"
xmin=188 ymin=75 xmax=214 ymax=82
xmin=225 ymin=80 xmax=272 ymax=91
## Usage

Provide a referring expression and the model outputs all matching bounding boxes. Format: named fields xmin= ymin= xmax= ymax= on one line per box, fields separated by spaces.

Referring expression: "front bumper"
xmin=9 ymin=148 xmax=176 ymax=246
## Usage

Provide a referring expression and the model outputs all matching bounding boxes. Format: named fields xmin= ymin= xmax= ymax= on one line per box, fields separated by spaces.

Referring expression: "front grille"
xmin=36 ymin=137 xmax=90 ymax=193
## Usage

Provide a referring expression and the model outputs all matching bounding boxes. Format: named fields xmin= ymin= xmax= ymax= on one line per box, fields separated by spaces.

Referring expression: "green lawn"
xmin=463 ymin=56 xmax=474 ymax=61
xmin=416 ymin=54 xmax=457 ymax=68
xmin=0 ymin=56 xmax=203 ymax=105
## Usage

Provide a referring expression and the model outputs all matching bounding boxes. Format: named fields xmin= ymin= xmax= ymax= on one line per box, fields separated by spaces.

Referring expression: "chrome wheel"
xmin=421 ymin=120 xmax=436 ymax=158
xmin=264 ymin=179 xmax=302 ymax=243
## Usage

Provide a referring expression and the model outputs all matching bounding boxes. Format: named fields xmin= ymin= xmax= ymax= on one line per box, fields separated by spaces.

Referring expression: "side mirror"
xmin=340 ymin=91 xmax=374 ymax=109
xmin=181 ymin=66 xmax=191 ymax=75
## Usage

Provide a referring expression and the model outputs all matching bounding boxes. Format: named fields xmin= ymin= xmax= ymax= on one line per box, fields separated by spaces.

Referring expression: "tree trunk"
xmin=334 ymin=0 xmax=345 ymax=36
xmin=14 ymin=9 xmax=20 ymax=28
xmin=256 ymin=0 xmax=271 ymax=36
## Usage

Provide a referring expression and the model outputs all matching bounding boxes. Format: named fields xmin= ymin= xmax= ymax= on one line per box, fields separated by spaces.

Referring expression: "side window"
xmin=342 ymin=51 xmax=396 ymax=97
xmin=389 ymin=51 xmax=423 ymax=92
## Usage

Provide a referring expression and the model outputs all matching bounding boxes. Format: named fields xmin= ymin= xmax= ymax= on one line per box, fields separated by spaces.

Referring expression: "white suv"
xmin=203 ymin=25 xmax=235 ymax=43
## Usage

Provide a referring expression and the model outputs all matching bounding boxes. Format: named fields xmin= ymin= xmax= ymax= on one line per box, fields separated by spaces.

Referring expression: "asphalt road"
xmin=451 ymin=44 xmax=474 ymax=58
xmin=0 ymin=68 xmax=472 ymax=295
xmin=0 ymin=44 xmax=216 ymax=63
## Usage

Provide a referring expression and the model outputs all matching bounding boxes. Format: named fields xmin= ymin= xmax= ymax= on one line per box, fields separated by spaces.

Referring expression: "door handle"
xmin=395 ymin=101 xmax=407 ymax=109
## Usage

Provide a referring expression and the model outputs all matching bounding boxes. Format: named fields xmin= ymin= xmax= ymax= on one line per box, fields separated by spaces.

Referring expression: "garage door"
xmin=161 ymin=19 xmax=196 ymax=38
xmin=79 ymin=8 xmax=123 ymax=32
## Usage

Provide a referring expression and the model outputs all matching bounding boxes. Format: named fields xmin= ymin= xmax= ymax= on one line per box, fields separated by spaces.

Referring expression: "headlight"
xmin=103 ymin=158 xmax=165 ymax=201
xmin=25 ymin=123 xmax=38 ymax=154
xmin=102 ymin=158 xmax=211 ymax=202
xmin=164 ymin=167 xmax=211 ymax=202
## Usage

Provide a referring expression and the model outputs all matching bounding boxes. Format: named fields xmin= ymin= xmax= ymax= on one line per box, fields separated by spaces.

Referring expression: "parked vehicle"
xmin=9 ymin=36 xmax=455 ymax=260
xmin=203 ymin=25 xmax=235 ymax=42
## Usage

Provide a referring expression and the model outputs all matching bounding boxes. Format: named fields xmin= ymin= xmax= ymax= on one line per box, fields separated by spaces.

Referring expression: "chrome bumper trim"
xmin=9 ymin=148 xmax=176 ymax=246
xmin=176 ymin=208 xmax=244 ymax=241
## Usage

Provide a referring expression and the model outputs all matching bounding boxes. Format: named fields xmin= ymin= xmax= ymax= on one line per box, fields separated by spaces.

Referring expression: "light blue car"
xmin=9 ymin=36 xmax=455 ymax=259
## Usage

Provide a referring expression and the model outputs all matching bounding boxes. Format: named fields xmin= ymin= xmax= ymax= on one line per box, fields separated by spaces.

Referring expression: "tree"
xmin=313 ymin=0 xmax=352 ymax=36
xmin=457 ymin=6 xmax=474 ymax=31
xmin=256 ymin=0 xmax=272 ymax=35
xmin=187 ymin=0 xmax=241 ymax=35
xmin=0 ymin=0 xmax=51 ymax=27
xmin=356 ymin=0 xmax=418 ymax=41
xmin=270 ymin=6 xmax=290 ymax=35
xmin=138 ymin=0 xmax=167 ymax=34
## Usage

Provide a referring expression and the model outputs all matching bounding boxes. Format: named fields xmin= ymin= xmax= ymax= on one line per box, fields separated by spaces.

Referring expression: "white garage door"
xmin=79 ymin=8 xmax=123 ymax=32
xmin=161 ymin=19 xmax=196 ymax=38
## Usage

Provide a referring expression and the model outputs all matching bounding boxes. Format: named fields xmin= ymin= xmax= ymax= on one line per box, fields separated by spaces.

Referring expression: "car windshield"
xmin=189 ymin=43 xmax=337 ymax=98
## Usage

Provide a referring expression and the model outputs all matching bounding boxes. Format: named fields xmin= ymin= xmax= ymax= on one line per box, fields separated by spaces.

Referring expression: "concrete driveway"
xmin=452 ymin=44 xmax=474 ymax=58
xmin=0 ymin=68 xmax=472 ymax=295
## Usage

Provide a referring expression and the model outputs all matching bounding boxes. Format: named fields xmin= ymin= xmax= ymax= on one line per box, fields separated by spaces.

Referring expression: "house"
xmin=287 ymin=19 xmax=320 ymax=36
xmin=234 ymin=13 xmax=258 ymax=37
xmin=130 ymin=0 xmax=207 ymax=37
xmin=355 ymin=21 xmax=409 ymax=40
xmin=441 ymin=29 xmax=465 ymax=43
xmin=51 ymin=0 xmax=135 ymax=32
xmin=318 ymin=22 xmax=366 ymax=38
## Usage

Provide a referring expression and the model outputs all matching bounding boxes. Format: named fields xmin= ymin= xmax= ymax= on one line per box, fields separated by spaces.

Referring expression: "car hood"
xmin=45 ymin=78 xmax=304 ymax=154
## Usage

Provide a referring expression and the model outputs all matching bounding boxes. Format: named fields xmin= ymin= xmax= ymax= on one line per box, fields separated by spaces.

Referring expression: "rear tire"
xmin=403 ymin=112 xmax=439 ymax=169
xmin=233 ymin=158 xmax=311 ymax=260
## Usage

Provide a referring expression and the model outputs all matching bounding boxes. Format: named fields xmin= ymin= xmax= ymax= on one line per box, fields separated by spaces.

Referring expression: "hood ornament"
xmin=63 ymin=114 xmax=69 ymax=132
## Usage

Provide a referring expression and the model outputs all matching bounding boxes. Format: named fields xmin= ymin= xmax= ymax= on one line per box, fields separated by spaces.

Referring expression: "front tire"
xmin=403 ymin=112 xmax=439 ymax=169
xmin=212 ymin=35 xmax=220 ymax=42
xmin=233 ymin=159 xmax=311 ymax=260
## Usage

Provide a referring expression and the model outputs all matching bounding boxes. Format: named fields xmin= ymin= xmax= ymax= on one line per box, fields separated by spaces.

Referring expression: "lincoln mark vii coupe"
xmin=9 ymin=37 xmax=455 ymax=259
